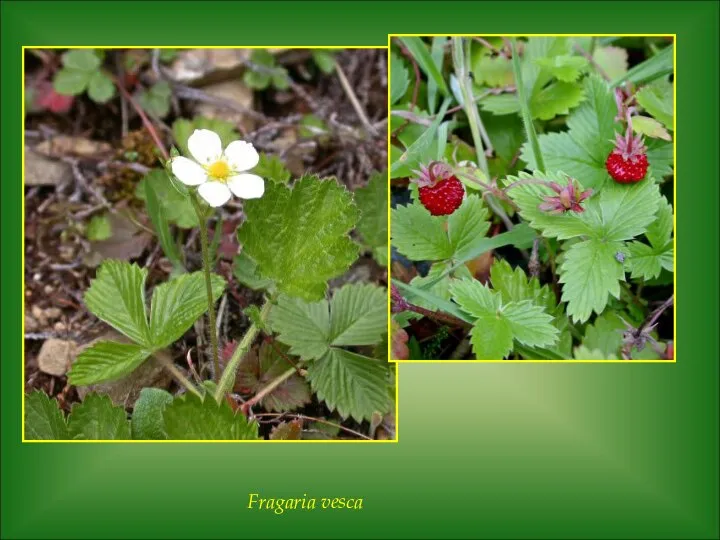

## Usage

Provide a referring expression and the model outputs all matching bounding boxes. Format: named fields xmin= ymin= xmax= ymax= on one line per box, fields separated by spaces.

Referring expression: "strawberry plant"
xmin=24 ymin=48 xmax=391 ymax=440
xmin=391 ymin=36 xmax=674 ymax=361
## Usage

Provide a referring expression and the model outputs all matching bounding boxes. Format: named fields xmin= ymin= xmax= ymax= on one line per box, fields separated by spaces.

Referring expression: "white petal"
xmin=188 ymin=129 xmax=222 ymax=165
xmin=170 ymin=157 xmax=207 ymax=186
xmin=198 ymin=181 xmax=232 ymax=207
xmin=224 ymin=140 xmax=259 ymax=172
xmin=228 ymin=174 xmax=265 ymax=199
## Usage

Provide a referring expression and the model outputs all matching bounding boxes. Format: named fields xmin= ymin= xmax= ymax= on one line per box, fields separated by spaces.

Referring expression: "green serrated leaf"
xmin=535 ymin=55 xmax=588 ymax=82
xmin=391 ymin=203 xmax=451 ymax=260
xmin=53 ymin=68 xmax=92 ymax=96
xmin=355 ymin=171 xmax=388 ymax=251
xmin=85 ymin=260 xmax=151 ymax=346
xmin=163 ymin=394 xmax=258 ymax=440
xmin=600 ymin=180 xmax=662 ymax=242
xmin=582 ymin=311 xmax=627 ymax=359
xmin=502 ymin=300 xmax=559 ymax=348
xmin=306 ymin=349 xmax=390 ymax=423
xmin=238 ymin=176 xmax=359 ymax=301
xmin=237 ymin=342 xmax=310 ymax=412
xmin=636 ymin=78 xmax=673 ymax=129
xmin=390 ymin=52 xmax=410 ymax=104
xmin=149 ymin=272 xmax=226 ymax=348
xmin=559 ymin=238 xmax=625 ymax=323
xmin=592 ymin=46 xmax=628 ymax=81
xmin=131 ymin=388 xmax=173 ymax=440
xmin=68 ymin=341 xmax=151 ymax=386
xmin=25 ymin=391 xmax=69 ymax=440
xmin=531 ymin=81 xmax=585 ymax=120
xmin=632 ymin=116 xmax=671 ymax=141
xmin=232 ymin=252 xmax=274 ymax=291
xmin=447 ymin=195 xmax=491 ymax=261
xmin=473 ymin=54 xmax=514 ymax=87
xmin=270 ymin=283 xmax=386 ymax=360
xmin=270 ymin=420 xmax=303 ymax=440
xmin=469 ymin=312 xmax=514 ymax=360
xmin=67 ymin=393 xmax=131 ymax=440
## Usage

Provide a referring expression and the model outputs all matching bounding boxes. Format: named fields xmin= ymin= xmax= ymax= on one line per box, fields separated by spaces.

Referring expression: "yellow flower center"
xmin=207 ymin=160 xmax=231 ymax=181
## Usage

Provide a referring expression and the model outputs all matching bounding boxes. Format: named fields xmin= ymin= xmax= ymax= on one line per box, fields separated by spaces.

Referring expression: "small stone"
xmin=54 ymin=321 xmax=67 ymax=332
xmin=25 ymin=147 xmax=73 ymax=186
xmin=35 ymin=135 xmax=112 ymax=158
xmin=37 ymin=338 xmax=77 ymax=376
xmin=25 ymin=314 xmax=39 ymax=332
xmin=169 ymin=48 xmax=251 ymax=84
xmin=195 ymin=80 xmax=256 ymax=132
xmin=44 ymin=285 xmax=54 ymax=295
xmin=44 ymin=307 xmax=62 ymax=320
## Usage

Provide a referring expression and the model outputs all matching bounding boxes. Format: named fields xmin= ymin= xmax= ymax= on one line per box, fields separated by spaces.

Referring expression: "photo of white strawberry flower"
xmin=170 ymin=129 xmax=265 ymax=207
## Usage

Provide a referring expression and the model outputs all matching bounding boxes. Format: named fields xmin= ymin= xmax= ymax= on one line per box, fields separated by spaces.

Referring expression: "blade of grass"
xmin=427 ymin=36 xmax=447 ymax=114
xmin=511 ymin=38 xmax=545 ymax=172
xmin=392 ymin=279 xmax=473 ymax=324
xmin=391 ymin=97 xmax=451 ymax=175
xmin=399 ymin=37 xmax=450 ymax=97
xmin=611 ymin=44 xmax=673 ymax=87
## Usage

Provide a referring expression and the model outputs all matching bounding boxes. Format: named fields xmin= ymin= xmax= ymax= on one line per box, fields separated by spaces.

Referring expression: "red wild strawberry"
xmin=414 ymin=161 xmax=465 ymax=216
xmin=606 ymin=126 xmax=648 ymax=183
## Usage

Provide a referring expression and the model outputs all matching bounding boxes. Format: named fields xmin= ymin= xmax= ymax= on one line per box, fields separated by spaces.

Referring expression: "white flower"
xmin=170 ymin=129 xmax=264 ymax=207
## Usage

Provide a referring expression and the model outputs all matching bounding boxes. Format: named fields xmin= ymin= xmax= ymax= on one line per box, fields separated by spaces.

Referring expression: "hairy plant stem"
xmin=242 ymin=366 xmax=299 ymax=415
xmin=154 ymin=354 xmax=202 ymax=398
xmin=215 ymin=298 xmax=273 ymax=402
xmin=510 ymin=38 xmax=545 ymax=172
xmin=191 ymin=196 xmax=220 ymax=382
xmin=452 ymin=38 xmax=513 ymax=231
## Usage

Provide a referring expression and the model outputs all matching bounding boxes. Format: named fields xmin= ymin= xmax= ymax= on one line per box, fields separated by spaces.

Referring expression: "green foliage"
xmin=270 ymin=283 xmax=390 ymax=422
xmin=612 ymin=44 xmax=673 ymax=87
xmin=131 ymin=388 xmax=173 ymax=440
xmin=232 ymin=252 xmax=274 ymax=291
xmin=391 ymin=195 xmax=490 ymax=262
xmin=298 ymin=114 xmax=329 ymax=140
xmin=237 ymin=342 xmax=311 ymax=412
xmin=136 ymin=169 xmax=198 ymax=229
xmin=311 ymin=49 xmax=336 ymax=74
xmin=449 ymin=278 xmax=559 ymax=359
xmin=69 ymin=261 xmax=226 ymax=385
xmin=636 ymin=78 xmax=673 ymax=129
xmin=67 ymin=393 xmax=131 ymax=440
xmin=632 ymin=116 xmax=671 ymax=141
xmin=53 ymin=49 xmax=115 ymax=103
xmin=137 ymin=81 xmax=171 ymax=118
xmin=243 ymin=49 xmax=289 ymax=90
xmin=398 ymin=37 xmax=449 ymax=97
xmin=86 ymin=213 xmax=112 ymax=241
xmin=254 ymin=153 xmax=291 ymax=184
xmin=140 ymin=171 xmax=185 ymax=274
xmin=390 ymin=52 xmax=410 ymax=104
xmin=391 ymin=98 xmax=451 ymax=176
xmin=25 ymin=391 xmax=70 ymax=440
xmin=626 ymin=197 xmax=674 ymax=280
xmin=163 ymin=394 xmax=258 ymax=440
xmin=355 ymin=170 xmax=388 ymax=262
xmin=238 ymin=176 xmax=359 ymax=301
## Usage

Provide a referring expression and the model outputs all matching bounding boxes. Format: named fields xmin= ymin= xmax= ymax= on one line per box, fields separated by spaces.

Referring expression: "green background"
xmin=2 ymin=1 xmax=718 ymax=538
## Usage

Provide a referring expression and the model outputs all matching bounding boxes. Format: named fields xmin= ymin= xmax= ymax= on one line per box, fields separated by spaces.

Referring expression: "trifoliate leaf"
xmin=592 ymin=46 xmax=628 ymax=81
xmin=87 ymin=71 xmax=115 ymax=103
xmin=236 ymin=342 xmax=310 ymax=412
xmin=163 ymin=394 xmax=258 ymax=440
xmin=63 ymin=49 xmax=101 ymax=71
xmin=489 ymin=258 xmax=556 ymax=312
xmin=131 ymin=388 xmax=173 ymax=440
xmin=149 ymin=271 xmax=226 ymax=348
xmin=559 ymin=238 xmax=625 ymax=323
xmin=305 ymin=349 xmax=390 ymax=423
xmin=270 ymin=283 xmax=387 ymax=360
xmin=390 ymin=52 xmax=410 ymax=104
xmin=521 ymin=75 xmax=619 ymax=189
xmin=53 ymin=69 xmax=91 ymax=96
xmin=254 ymin=153 xmax=291 ymax=185
xmin=450 ymin=278 xmax=558 ymax=359
xmin=409 ymin=261 xmax=456 ymax=311
xmin=535 ymin=55 xmax=588 ymax=82
xmin=68 ymin=341 xmax=152 ymax=386
xmin=67 ymin=393 xmax=131 ymax=440
xmin=635 ymin=78 xmax=673 ymax=129
xmin=136 ymin=169 xmax=198 ymax=228
xmin=391 ymin=195 xmax=490 ymax=262
xmin=355 ymin=170 xmax=388 ymax=252
xmin=84 ymin=260 xmax=152 ymax=346
xmin=270 ymin=420 xmax=303 ymax=440
xmin=238 ymin=176 xmax=359 ymax=301
xmin=632 ymin=116 xmax=671 ymax=141
xmin=25 ymin=391 xmax=69 ymax=440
